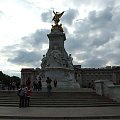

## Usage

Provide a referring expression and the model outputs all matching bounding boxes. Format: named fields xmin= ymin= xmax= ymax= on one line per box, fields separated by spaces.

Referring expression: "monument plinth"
xmin=41 ymin=11 xmax=80 ymax=88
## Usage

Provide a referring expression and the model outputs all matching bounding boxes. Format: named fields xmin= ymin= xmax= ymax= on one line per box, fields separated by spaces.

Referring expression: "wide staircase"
xmin=0 ymin=88 xmax=120 ymax=119
xmin=0 ymin=88 xmax=120 ymax=107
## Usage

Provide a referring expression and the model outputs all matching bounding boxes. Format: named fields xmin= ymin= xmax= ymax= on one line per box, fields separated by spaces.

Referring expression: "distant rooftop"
xmin=21 ymin=68 xmax=35 ymax=72
xmin=74 ymin=65 xmax=120 ymax=70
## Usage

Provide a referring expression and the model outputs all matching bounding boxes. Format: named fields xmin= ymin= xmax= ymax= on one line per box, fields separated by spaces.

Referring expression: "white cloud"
xmin=0 ymin=0 xmax=120 ymax=77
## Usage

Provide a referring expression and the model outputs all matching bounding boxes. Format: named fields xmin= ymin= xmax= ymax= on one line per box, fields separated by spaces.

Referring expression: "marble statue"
xmin=40 ymin=10 xmax=80 ymax=88
xmin=68 ymin=54 xmax=74 ymax=68
xmin=48 ymin=49 xmax=63 ymax=67
xmin=21 ymin=9 xmax=80 ymax=89
xmin=41 ymin=55 xmax=47 ymax=69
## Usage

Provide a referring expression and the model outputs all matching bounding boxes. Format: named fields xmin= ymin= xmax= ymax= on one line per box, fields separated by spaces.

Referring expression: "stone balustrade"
xmin=95 ymin=80 xmax=120 ymax=102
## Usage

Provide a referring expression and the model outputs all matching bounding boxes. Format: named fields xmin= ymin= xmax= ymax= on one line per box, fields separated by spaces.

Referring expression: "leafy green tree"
xmin=0 ymin=71 xmax=20 ymax=86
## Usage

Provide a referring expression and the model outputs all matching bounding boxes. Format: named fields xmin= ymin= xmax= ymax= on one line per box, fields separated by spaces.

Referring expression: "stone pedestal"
xmin=44 ymin=67 xmax=80 ymax=88
xmin=41 ymin=25 xmax=80 ymax=89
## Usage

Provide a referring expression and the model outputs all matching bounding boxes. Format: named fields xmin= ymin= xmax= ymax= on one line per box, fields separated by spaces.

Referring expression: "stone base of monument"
xmin=42 ymin=67 xmax=80 ymax=89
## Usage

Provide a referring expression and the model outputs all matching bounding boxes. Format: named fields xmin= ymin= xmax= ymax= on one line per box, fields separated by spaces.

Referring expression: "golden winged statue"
xmin=52 ymin=10 xmax=64 ymax=25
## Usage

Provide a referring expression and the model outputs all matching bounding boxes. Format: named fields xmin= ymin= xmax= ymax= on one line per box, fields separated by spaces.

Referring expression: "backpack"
xmin=17 ymin=88 xmax=21 ymax=96
xmin=17 ymin=88 xmax=26 ymax=97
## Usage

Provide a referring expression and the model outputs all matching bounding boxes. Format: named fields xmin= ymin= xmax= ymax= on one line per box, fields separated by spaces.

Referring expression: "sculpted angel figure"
xmin=52 ymin=10 xmax=64 ymax=25
xmin=68 ymin=54 xmax=74 ymax=68
xmin=41 ymin=55 xmax=47 ymax=68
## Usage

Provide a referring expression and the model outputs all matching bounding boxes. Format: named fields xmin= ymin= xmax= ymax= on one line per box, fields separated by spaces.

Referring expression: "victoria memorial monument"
xmin=21 ymin=11 xmax=80 ymax=89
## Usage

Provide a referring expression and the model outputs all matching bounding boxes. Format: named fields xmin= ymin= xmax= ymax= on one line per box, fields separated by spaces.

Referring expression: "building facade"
xmin=21 ymin=65 xmax=120 ymax=88
xmin=74 ymin=65 xmax=120 ymax=88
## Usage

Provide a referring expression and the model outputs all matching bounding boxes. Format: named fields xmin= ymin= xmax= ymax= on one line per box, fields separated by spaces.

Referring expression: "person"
xmin=38 ymin=77 xmax=42 ymax=91
xmin=26 ymin=77 xmax=31 ymax=88
xmin=25 ymin=86 xmax=32 ymax=107
xmin=54 ymin=79 xmax=57 ymax=88
xmin=17 ymin=85 xmax=27 ymax=108
xmin=46 ymin=77 xmax=52 ymax=97
xmin=12 ymin=81 xmax=16 ymax=90
xmin=9 ymin=81 xmax=12 ymax=90
xmin=33 ymin=79 xmax=38 ymax=91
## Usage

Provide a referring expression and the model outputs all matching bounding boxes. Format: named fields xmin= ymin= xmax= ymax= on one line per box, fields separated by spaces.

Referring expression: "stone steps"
xmin=0 ymin=90 xmax=120 ymax=108
xmin=0 ymin=90 xmax=120 ymax=119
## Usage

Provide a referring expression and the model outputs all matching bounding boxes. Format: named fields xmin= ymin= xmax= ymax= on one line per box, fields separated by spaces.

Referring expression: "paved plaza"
xmin=0 ymin=106 xmax=120 ymax=119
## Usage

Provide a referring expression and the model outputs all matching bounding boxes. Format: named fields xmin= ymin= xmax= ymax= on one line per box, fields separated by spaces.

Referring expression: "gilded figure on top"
xmin=52 ymin=10 xmax=64 ymax=25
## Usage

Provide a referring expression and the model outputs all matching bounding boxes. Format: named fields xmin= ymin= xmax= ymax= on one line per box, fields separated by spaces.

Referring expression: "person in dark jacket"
xmin=17 ymin=85 xmax=27 ymax=108
xmin=54 ymin=79 xmax=57 ymax=87
xmin=46 ymin=77 xmax=52 ymax=97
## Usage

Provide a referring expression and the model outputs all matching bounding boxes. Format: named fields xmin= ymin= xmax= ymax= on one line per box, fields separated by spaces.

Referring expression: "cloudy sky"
xmin=0 ymin=0 xmax=120 ymax=77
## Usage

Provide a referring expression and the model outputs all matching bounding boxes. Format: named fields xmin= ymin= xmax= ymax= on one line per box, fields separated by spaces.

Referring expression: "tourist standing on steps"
xmin=25 ymin=86 xmax=32 ymax=107
xmin=17 ymin=85 xmax=27 ymax=108
xmin=54 ymin=79 xmax=57 ymax=87
xmin=46 ymin=77 xmax=52 ymax=97
xmin=38 ymin=77 xmax=42 ymax=91
xmin=33 ymin=79 xmax=38 ymax=91
xmin=26 ymin=77 xmax=31 ymax=88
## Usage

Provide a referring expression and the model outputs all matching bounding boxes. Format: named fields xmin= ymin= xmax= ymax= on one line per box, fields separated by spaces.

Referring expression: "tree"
xmin=0 ymin=71 xmax=20 ymax=86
